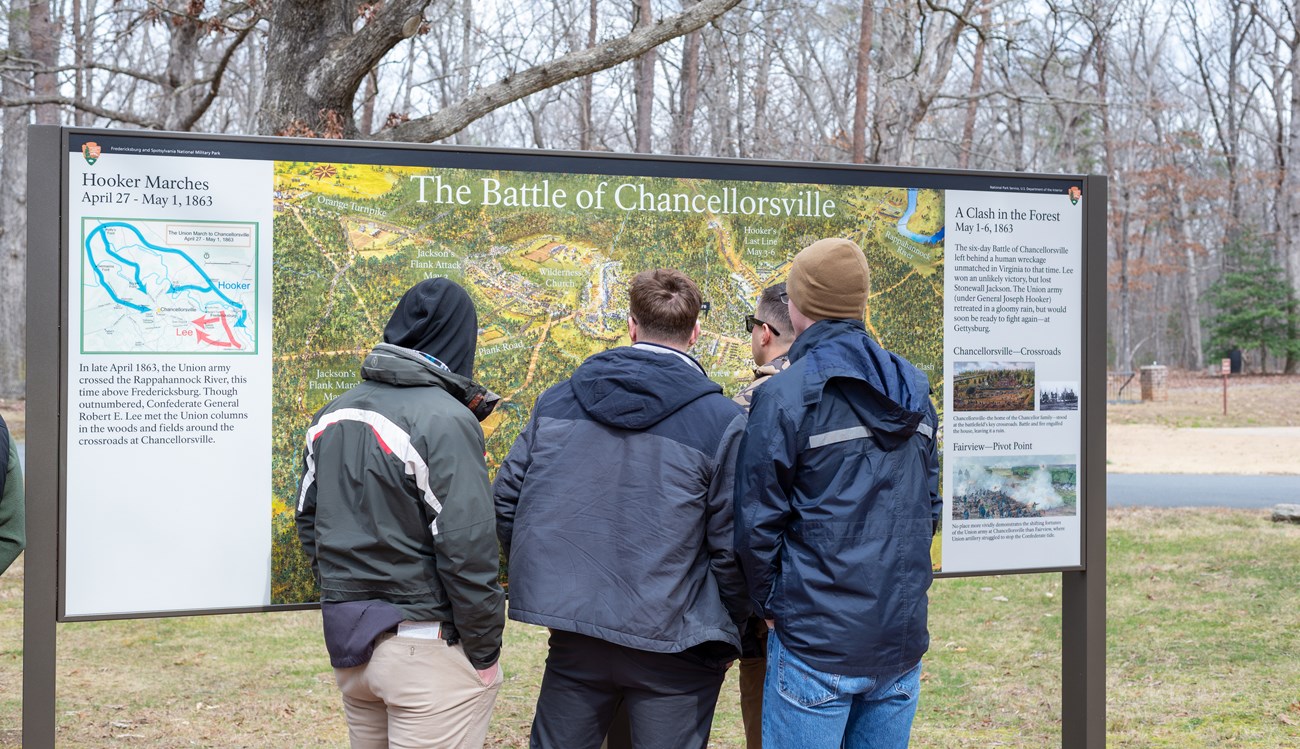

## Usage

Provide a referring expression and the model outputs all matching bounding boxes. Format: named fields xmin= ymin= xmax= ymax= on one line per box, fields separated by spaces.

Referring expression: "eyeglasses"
xmin=745 ymin=315 xmax=780 ymax=336
xmin=778 ymin=291 xmax=789 ymax=305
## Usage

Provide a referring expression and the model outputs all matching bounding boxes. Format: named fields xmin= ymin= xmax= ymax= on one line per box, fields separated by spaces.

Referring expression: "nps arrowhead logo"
xmin=82 ymin=142 xmax=101 ymax=166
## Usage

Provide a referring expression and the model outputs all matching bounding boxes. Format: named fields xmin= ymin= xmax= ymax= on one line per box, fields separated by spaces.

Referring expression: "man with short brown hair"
xmin=495 ymin=268 xmax=749 ymax=749
xmin=627 ymin=267 xmax=704 ymax=342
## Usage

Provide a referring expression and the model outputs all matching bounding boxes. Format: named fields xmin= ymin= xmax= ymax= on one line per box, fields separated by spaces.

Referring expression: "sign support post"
xmin=24 ymin=124 xmax=62 ymax=749
xmin=1061 ymin=174 xmax=1106 ymax=749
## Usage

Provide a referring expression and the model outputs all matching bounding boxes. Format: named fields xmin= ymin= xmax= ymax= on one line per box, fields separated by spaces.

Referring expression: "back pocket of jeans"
xmin=776 ymin=644 xmax=840 ymax=707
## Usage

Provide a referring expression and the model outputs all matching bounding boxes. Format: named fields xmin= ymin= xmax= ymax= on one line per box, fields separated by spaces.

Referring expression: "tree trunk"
xmin=1115 ymin=179 xmax=1133 ymax=372
xmin=1175 ymin=180 xmax=1205 ymax=371
xmin=29 ymin=0 xmax=59 ymax=125
xmin=1284 ymin=1 xmax=1300 ymax=372
xmin=850 ymin=0 xmax=874 ymax=163
xmin=958 ymin=6 xmax=991 ymax=169
xmin=750 ymin=19 xmax=772 ymax=157
xmin=259 ymin=0 xmax=432 ymax=137
xmin=579 ymin=0 xmax=598 ymax=150
xmin=632 ymin=0 xmax=655 ymax=152
xmin=360 ymin=69 xmax=379 ymax=135
xmin=72 ymin=0 xmax=87 ymax=126
xmin=672 ymin=12 xmax=700 ymax=155
xmin=0 ymin=0 xmax=33 ymax=397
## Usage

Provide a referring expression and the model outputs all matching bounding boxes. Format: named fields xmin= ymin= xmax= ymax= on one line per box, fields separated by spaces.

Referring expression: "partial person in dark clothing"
xmin=0 ymin=415 xmax=24 ymax=574
xmin=297 ymin=278 xmax=506 ymax=749
xmin=494 ymin=268 xmax=748 ymax=749
xmin=731 ymin=282 xmax=793 ymax=749
xmin=735 ymin=239 xmax=941 ymax=749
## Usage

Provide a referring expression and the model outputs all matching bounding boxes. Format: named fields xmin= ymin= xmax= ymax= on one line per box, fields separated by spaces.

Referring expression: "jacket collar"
xmin=788 ymin=318 xmax=869 ymax=364
xmin=753 ymin=353 xmax=792 ymax=379
xmin=362 ymin=343 xmax=500 ymax=420
xmin=632 ymin=341 xmax=706 ymax=375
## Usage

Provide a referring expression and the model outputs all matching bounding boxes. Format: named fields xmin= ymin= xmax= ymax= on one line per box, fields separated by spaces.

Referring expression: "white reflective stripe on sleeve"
xmin=298 ymin=407 xmax=445 ymax=535
xmin=807 ymin=426 xmax=872 ymax=449
xmin=296 ymin=438 xmax=319 ymax=512
xmin=916 ymin=421 xmax=934 ymax=439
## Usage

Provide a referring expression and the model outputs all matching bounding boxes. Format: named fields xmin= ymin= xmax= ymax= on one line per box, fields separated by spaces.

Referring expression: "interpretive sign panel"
xmin=52 ymin=129 xmax=1092 ymax=619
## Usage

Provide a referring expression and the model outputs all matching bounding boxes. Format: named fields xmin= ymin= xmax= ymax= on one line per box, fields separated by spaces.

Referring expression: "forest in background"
xmin=2 ymin=0 xmax=1300 ymax=397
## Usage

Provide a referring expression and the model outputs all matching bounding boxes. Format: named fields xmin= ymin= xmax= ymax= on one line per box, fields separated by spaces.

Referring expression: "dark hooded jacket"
xmin=735 ymin=319 xmax=940 ymax=678
xmin=494 ymin=343 xmax=749 ymax=655
xmin=297 ymin=343 xmax=505 ymax=669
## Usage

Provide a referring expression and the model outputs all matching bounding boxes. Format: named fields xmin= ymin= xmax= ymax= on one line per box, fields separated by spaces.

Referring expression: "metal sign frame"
xmin=24 ymin=125 xmax=1105 ymax=747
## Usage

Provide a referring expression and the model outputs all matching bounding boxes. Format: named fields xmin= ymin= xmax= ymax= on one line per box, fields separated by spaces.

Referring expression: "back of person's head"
xmin=756 ymin=282 xmax=792 ymax=338
xmin=383 ymin=277 xmax=479 ymax=378
xmin=786 ymin=238 xmax=871 ymax=322
xmin=628 ymin=269 xmax=702 ymax=347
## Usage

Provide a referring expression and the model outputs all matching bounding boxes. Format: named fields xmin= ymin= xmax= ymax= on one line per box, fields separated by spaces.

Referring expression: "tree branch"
xmin=0 ymin=95 xmax=161 ymax=128
xmin=378 ymin=0 xmax=744 ymax=143
xmin=312 ymin=0 xmax=432 ymax=106
xmin=180 ymin=22 xmax=257 ymax=131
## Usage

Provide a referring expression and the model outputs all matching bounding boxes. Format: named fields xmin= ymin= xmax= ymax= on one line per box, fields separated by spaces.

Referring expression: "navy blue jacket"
xmin=735 ymin=319 xmax=940 ymax=677
xmin=494 ymin=343 xmax=750 ymax=654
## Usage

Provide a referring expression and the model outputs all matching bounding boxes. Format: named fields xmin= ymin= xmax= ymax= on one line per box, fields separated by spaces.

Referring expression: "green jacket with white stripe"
xmin=296 ymin=344 xmax=505 ymax=669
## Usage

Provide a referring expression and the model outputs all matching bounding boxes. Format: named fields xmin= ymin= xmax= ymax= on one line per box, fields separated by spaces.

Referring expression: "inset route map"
xmin=80 ymin=218 xmax=259 ymax=354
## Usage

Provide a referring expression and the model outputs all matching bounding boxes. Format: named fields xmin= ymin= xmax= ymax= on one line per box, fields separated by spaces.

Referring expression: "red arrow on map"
xmin=191 ymin=311 xmax=242 ymax=349
xmin=218 ymin=311 xmax=242 ymax=350
xmin=196 ymin=329 xmax=235 ymax=348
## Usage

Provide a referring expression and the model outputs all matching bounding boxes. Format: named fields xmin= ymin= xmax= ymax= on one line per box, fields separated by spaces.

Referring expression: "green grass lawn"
xmin=0 ymin=507 xmax=1295 ymax=747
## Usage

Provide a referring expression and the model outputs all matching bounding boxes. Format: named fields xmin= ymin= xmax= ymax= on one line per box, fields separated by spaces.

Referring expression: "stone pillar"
xmin=1139 ymin=365 xmax=1167 ymax=402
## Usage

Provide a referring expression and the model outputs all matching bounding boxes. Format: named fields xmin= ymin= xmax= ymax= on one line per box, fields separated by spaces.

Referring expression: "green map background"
xmin=269 ymin=163 xmax=945 ymax=604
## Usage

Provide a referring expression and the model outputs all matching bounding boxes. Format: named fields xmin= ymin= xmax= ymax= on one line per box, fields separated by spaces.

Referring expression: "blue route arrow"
xmin=85 ymin=221 xmax=249 ymax=327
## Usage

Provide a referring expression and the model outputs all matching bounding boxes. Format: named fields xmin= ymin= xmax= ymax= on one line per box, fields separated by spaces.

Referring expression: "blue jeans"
xmin=762 ymin=630 xmax=921 ymax=749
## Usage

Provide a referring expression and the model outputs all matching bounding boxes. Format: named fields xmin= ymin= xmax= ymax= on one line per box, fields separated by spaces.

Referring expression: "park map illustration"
xmin=267 ymin=162 xmax=945 ymax=603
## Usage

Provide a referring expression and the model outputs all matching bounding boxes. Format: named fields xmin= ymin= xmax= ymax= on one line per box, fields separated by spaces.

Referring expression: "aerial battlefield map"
xmin=268 ymin=162 xmax=945 ymax=602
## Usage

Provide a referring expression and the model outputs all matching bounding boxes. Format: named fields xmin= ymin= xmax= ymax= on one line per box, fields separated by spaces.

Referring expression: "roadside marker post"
xmin=1221 ymin=358 xmax=1230 ymax=415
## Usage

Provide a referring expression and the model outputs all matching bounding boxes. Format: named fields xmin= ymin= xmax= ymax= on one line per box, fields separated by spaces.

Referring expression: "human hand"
xmin=476 ymin=661 xmax=500 ymax=686
xmin=765 ymin=619 xmax=775 ymax=630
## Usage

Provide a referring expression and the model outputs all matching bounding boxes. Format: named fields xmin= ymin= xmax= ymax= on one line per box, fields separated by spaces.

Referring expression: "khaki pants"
xmin=334 ymin=633 xmax=502 ymax=749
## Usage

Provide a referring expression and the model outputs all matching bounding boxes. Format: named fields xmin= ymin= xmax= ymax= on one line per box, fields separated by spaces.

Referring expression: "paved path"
xmin=1107 ymin=472 xmax=1299 ymax=509
xmin=1107 ymin=424 xmax=1300 ymax=475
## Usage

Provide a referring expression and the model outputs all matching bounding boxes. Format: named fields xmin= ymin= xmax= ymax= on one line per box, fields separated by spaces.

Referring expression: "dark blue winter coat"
xmin=494 ymin=343 xmax=750 ymax=654
xmin=735 ymin=319 xmax=940 ymax=678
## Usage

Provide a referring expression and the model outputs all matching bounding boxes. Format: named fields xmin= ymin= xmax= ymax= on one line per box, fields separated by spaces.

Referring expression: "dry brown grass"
xmin=1108 ymin=370 xmax=1300 ymax=428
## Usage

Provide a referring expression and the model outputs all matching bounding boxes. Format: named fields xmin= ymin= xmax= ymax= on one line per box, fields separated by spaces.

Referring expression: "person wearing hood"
xmin=734 ymin=239 xmax=941 ymax=749
xmin=494 ymin=268 xmax=749 ymax=749
xmin=296 ymin=277 xmax=506 ymax=749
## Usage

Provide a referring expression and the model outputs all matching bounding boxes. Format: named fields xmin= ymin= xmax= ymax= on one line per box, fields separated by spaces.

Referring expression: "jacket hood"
xmin=569 ymin=344 xmax=722 ymax=430
xmin=382 ymin=278 xmax=478 ymax=379
xmin=362 ymin=343 xmax=478 ymax=399
xmin=789 ymin=319 xmax=933 ymax=445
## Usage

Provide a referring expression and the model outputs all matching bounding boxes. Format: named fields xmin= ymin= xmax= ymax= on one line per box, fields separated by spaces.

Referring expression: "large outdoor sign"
xmin=47 ymin=128 xmax=1093 ymax=620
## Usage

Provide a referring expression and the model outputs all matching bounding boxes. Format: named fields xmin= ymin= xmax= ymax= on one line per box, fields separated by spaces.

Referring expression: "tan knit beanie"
xmin=786 ymin=238 xmax=871 ymax=321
